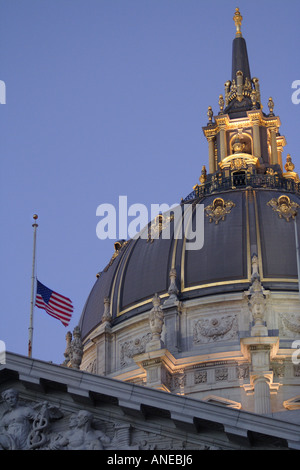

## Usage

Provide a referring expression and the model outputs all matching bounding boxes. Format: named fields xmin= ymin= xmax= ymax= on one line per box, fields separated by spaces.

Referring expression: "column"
xmin=253 ymin=376 xmax=271 ymax=414
xmin=276 ymin=135 xmax=286 ymax=170
xmin=269 ymin=127 xmax=278 ymax=165
xmin=219 ymin=125 xmax=227 ymax=161
xmin=252 ymin=120 xmax=261 ymax=159
xmin=208 ymin=137 xmax=215 ymax=173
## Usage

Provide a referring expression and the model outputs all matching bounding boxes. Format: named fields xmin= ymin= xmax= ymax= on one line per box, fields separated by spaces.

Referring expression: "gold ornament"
xmin=284 ymin=154 xmax=295 ymax=173
xmin=233 ymin=8 xmax=243 ymax=37
xmin=267 ymin=195 xmax=300 ymax=222
xmin=199 ymin=165 xmax=207 ymax=185
xmin=205 ymin=198 xmax=235 ymax=224
xmin=147 ymin=213 xmax=174 ymax=243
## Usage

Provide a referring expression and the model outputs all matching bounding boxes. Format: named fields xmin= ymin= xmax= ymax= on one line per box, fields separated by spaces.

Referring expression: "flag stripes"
xmin=35 ymin=280 xmax=73 ymax=327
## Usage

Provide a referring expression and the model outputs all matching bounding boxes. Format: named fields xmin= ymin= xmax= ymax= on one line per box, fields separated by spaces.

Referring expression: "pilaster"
xmin=276 ymin=135 xmax=286 ymax=170
xmin=208 ymin=137 xmax=216 ymax=173
xmin=95 ymin=322 xmax=114 ymax=376
xmin=269 ymin=127 xmax=278 ymax=165
xmin=241 ymin=336 xmax=280 ymax=414
xmin=247 ymin=110 xmax=263 ymax=160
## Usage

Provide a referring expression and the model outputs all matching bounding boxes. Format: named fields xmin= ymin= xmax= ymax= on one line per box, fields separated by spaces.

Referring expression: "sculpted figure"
xmin=50 ymin=410 xmax=110 ymax=450
xmin=70 ymin=326 xmax=83 ymax=369
xmin=0 ymin=389 xmax=36 ymax=450
xmin=149 ymin=294 xmax=164 ymax=341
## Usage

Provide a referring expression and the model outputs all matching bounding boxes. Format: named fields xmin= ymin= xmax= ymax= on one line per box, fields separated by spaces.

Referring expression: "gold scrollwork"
xmin=147 ymin=214 xmax=174 ymax=243
xmin=103 ymin=240 xmax=129 ymax=271
xmin=230 ymin=158 xmax=248 ymax=171
xmin=267 ymin=195 xmax=300 ymax=222
xmin=204 ymin=198 xmax=235 ymax=225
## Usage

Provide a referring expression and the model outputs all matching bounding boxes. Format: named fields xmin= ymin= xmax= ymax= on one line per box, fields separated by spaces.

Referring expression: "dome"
xmin=79 ymin=185 xmax=300 ymax=341
xmin=74 ymin=8 xmax=300 ymax=416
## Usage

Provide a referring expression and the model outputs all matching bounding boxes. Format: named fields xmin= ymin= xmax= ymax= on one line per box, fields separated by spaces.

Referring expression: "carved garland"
xmin=193 ymin=314 xmax=238 ymax=344
xmin=120 ymin=333 xmax=152 ymax=367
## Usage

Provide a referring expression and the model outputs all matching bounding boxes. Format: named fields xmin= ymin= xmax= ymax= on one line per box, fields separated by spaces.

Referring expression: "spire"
xmin=221 ymin=8 xmax=258 ymax=116
xmin=192 ymin=6 xmax=293 ymax=200
xmin=231 ymin=8 xmax=251 ymax=82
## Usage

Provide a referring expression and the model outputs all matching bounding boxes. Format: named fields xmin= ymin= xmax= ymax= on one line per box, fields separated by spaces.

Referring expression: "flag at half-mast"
xmin=35 ymin=280 xmax=73 ymax=327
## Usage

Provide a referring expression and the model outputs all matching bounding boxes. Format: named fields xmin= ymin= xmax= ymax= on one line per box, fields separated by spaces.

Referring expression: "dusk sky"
xmin=1 ymin=0 xmax=299 ymax=365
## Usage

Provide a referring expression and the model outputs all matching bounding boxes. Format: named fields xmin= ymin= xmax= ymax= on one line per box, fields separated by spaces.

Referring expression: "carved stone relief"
xmin=192 ymin=362 xmax=250 ymax=387
xmin=131 ymin=428 xmax=214 ymax=450
xmin=84 ymin=358 xmax=97 ymax=374
xmin=0 ymin=388 xmax=138 ymax=451
xmin=194 ymin=370 xmax=207 ymax=384
xmin=0 ymin=387 xmax=216 ymax=450
xmin=0 ymin=389 xmax=63 ymax=450
xmin=271 ymin=361 xmax=285 ymax=379
xmin=236 ymin=364 xmax=249 ymax=380
xmin=215 ymin=368 xmax=228 ymax=381
xmin=120 ymin=333 xmax=152 ymax=368
xmin=294 ymin=365 xmax=300 ymax=377
xmin=49 ymin=411 xmax=111 ymax=450
xmin=279 ymin=313 xmax=300 ymax=338
xmin=193 ymin=314 xmax=238 ymax=344
xmin=170 ymin=370 xmax=186 ymax=393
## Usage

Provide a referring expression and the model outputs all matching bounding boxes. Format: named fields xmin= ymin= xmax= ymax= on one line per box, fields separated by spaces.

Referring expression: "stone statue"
xmin=50 ymin=410 xmax=110 ymax=450
xmin=146 ymin=294 xmax=164 ymax=352
xmin=62 ymin=326 xmax=84 ymax=369
xmin=102 ymin=297 xmax=112 ymax=323
xmin=167 ymin=268 xmax=179 ymax=301
xmin=70 ymin=326 xmax=83 ymax=369
xmin=62 ymin=330 xmax=72 ymax=365
xmin=248 ymin=277 xmax=268 ymax=336
xmin=251 ymin=254 xmax=259 ymax=281
xmin=149 ymin=294 xmax=164 ymax=341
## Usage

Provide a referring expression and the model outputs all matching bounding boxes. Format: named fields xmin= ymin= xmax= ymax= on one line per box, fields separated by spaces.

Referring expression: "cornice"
xmin=2 ymin=352 xmax=300 ymax=449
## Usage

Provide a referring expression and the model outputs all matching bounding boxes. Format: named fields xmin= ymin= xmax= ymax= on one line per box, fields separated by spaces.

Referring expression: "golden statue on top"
xmin=233 ymin=8 xmax=243 ymax=37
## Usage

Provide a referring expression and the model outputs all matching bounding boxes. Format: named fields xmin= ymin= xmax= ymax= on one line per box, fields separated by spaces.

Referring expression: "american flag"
xmin=35 ymin=280 xmax=73 ymax=327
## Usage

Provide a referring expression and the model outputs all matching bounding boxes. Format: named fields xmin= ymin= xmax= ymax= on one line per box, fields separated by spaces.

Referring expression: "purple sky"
xmin=1 ymin=0 xmax=299 ymax=365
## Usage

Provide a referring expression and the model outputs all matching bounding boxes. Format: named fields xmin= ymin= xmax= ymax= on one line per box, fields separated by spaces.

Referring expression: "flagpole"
xmin=28 ymin=214 xmax=38 ymax=358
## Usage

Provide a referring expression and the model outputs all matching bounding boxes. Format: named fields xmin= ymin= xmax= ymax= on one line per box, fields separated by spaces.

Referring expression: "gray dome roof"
xmin=79 ymin=10 xmax=300 ymax=342
xmin=79 ymin=186 xmax=300 ymax=340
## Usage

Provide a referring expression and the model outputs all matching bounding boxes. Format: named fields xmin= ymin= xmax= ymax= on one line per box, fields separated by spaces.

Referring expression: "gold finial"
xmin=199 ymin=165 xmax=207 ymax=185
xmin=233 ymin=8 xmax=243 ymax=37
xmin=207 ymin=106 xmax=213 ymax=125
xmin=218 ymin=94 xmax=224 ymax=113
xmin=268 ymin=97 xmax=274 ymax=116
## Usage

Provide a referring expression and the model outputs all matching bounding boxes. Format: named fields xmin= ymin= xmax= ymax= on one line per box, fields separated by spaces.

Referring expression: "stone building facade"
xmin=78 ymin=8 xmax=300 ymax=419
xmin=1 ymin=8 xmax=300 ymax=451
xmin=1 ymin=352 xmax=300 ymax=450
